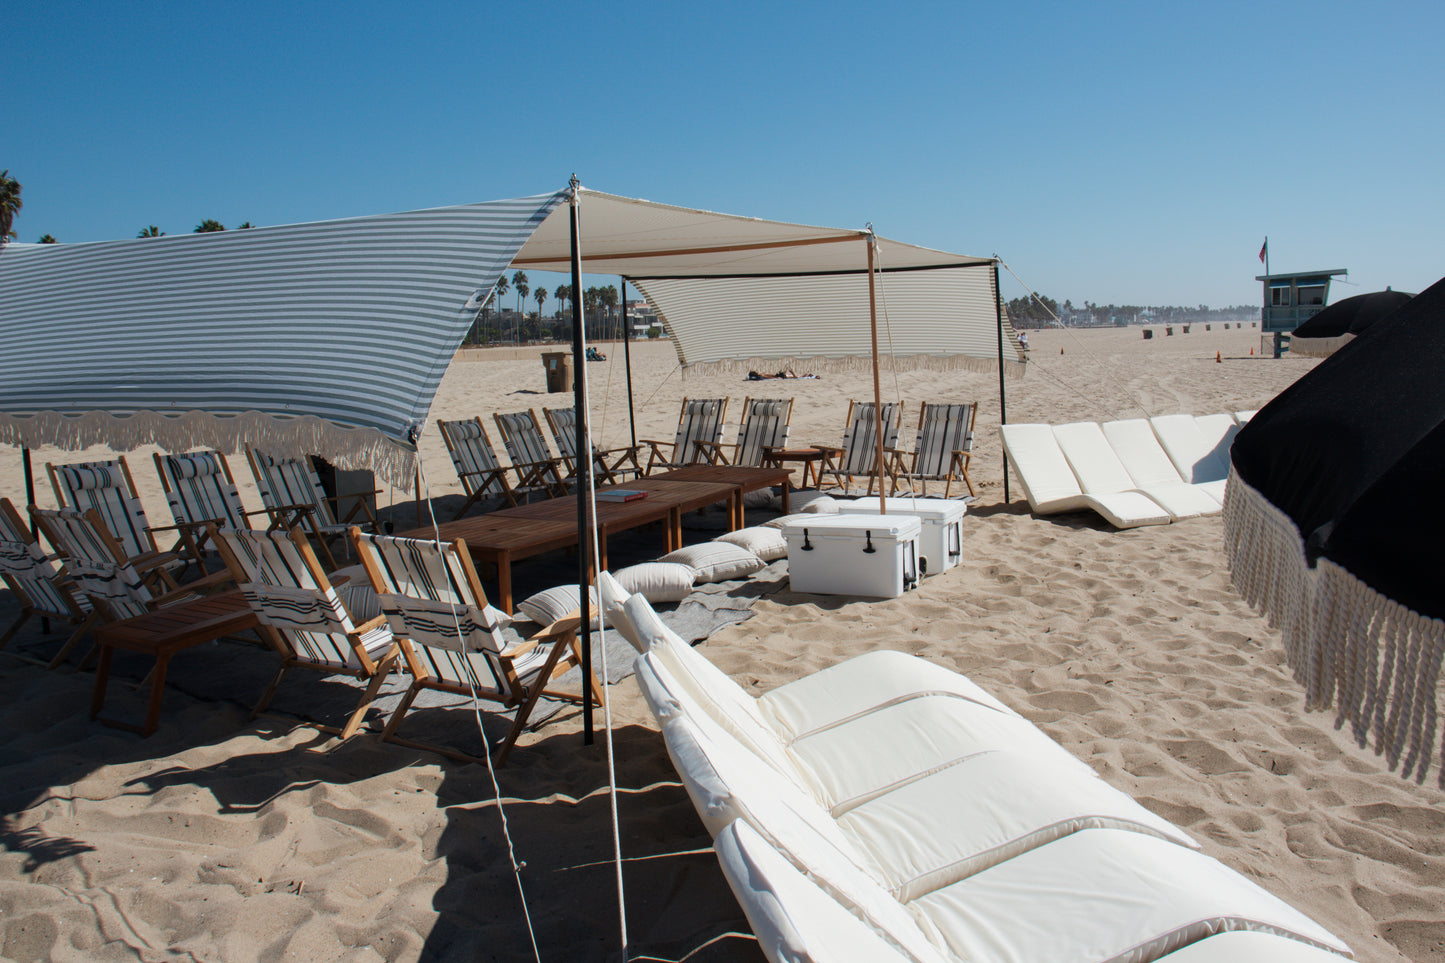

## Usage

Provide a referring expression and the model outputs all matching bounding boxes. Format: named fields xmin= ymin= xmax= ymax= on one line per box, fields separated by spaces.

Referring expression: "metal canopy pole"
xmin=621 ymin=278 xmax=637 ymax=448
xmin=994 ymin=262 xmax=1010 ymax=504
xmin=568 ymin=180 xmax=594 ymax=745
xmin=867 ymin=232 xmax=886 ymax=514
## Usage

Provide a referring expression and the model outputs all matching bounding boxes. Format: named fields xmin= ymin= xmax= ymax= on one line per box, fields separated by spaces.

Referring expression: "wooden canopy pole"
xmin=994 ymin=262 xmax=1010 ymax=504
xmin=621 ymin=278 xmax=637 ymax=448
xmin=867 ymin=232 xmax=886 ymax=514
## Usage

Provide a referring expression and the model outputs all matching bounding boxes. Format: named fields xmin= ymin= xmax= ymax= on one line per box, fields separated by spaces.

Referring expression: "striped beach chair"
xmin=211 ymin=525 xmax=399 ymax=738
xmin=889 ymin=402 xmax=978 ymax=498
xmin=642 ymin=397 xmax=730 ymax=473
xmin=351 ymin=530 xmax=601 ymax=764
xmin=47 ymin=456 xmax=180 ymax=567
xmin=815 ymin=399 xmax=901 ymax=494
xmin=245 ymin=446 xmax=377 ymax=569
xmin=154 ymin=450 xmax=274 ymax=561
xmin=0 ymin=499 xmax=96 ymax=667
xmin=696 ymin=396 xmax=793 ymax=467
xmin=437 ymin=417 xmax=518 ymax=517
xmin=492 ymin=410 xmax=569 ymax=499
xmin=543 ymin=405 xmax=644 ymax=485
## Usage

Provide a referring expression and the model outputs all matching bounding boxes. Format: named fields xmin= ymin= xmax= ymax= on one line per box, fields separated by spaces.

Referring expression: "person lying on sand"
xmin=747 ymin=368 xmax=818 ymax=380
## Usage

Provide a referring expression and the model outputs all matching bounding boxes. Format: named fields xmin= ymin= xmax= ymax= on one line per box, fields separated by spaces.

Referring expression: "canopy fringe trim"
xmin=0 ymin=411 xmax=418 ymax=491
xmin=681 ymin=354 xmax=1026 ymax=380
xmin=1224 ymin=467 xmax=1445 ymax=786
xmin=1288 ymin=334 xmax=1355 ymax=358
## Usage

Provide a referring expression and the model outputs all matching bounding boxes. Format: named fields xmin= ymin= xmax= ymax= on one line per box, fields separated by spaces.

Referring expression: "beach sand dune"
xmin=3 ymin=325 xmax=1442 ymax=961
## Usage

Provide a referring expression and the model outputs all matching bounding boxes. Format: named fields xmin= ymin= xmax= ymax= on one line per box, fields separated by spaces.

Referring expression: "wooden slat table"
xmin=647 ymin=465 xmax=794 ymax=524
xmin=91 ymin=591 xmax=259 ymax=736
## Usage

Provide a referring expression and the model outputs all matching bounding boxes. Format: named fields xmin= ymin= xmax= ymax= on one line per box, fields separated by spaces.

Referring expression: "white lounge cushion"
xmin=1000 ymin=423 xmax=1089 ymax=514
xmin=1102 ymin=418 xmax=1188 ymax=488
xmin=1079 ymin=491 xmax=1175 ymax=528
xmin=659 ymin=541 xmax=766 ymax=583
xmin=1158 ymin=931 xmax=1349 ymax=962
xmin=762 ymin=512 xmax=822 ymax=530
xmin=1234 ymin=410 xmax=1258 ymax=425
xmin=1150 ymin=413 xmax=1233 ymax=483
xmin=756 ymin=649 xmax=1018 ymax=742
xmin=715 ymin=525 xmax=788 ymax=562
xmin=614 ymin=561 xmax=696 ymax=603
xmin=1052 ymin=421 xmax=1138 ymax=494
xmin=837 ymin=749 xmax=1196 ymax=901
xmin=910 ymin=829 xmax=1349 ymax=963
xmin=714 ymin=820 xmax=920 ymax=963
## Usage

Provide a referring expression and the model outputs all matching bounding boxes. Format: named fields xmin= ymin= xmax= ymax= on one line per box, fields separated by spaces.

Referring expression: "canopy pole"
xmin=621 ymin=278 xmax=637 ymax=448
xmin=569 ymin=179 xmax=594 ymax=746
xmin=867 ymin=232 xmax=886 ymax=513
xmin=22 ymin=448 xmax=35 ymax=513
xmin=993 ymin=262 xmax=1010 ymax=504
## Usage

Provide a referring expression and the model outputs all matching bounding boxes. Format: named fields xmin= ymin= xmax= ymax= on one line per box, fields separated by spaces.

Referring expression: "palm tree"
xmin=194 ymin=220 xmax=225 ymax=233
xmin=554 ymin=283 xmax=570 ymax=320
xmin=512 ymin=271 xmax=529 ymax=343
xmin=534 ymin=287 xmax=547 ymax=339
xmin=236 ymin=221 xmax=255 ymax=229
xmin=137 ymin=225 xmax=165 ymax=238
xmin=0 ymin=170 xmax=21 ymax=243
xmin=494 ymin=273 xmax=510 ymax=342
xmin=598 ymin=284 xmax=619 ymax=340
xmin=37 ymin=234 xmax=57 ymax=244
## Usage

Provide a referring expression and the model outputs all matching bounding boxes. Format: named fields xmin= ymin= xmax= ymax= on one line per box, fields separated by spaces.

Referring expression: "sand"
xmin=3 ymin=324 xmax=1443 ymax=962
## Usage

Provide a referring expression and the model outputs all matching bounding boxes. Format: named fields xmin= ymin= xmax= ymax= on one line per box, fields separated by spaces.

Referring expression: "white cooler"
xmin=781 ymin=513 xmax=922 ymax=599
xmin=842 ymin=496 xmax=966 ymax=576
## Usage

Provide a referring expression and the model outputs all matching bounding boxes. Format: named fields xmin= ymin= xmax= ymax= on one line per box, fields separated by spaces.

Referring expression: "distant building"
xmin=1256 ymin=268 xmax=1347 ymax=333
xmin=626 ymin=299 xmax=662 ymax=338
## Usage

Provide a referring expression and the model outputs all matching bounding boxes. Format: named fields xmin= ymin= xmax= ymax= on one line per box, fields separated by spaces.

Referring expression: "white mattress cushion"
xmin=910 ymin=829 xmax=1349 ymax=963
xmin=1150 ymin=413 xmax=1232 ymax=483
xmin=1155 ymin=931 xmax=1350 ymax=962
xmin=1082 ymin=491 xmax=1174 ymax=528
xmin=1195 ymin=478 xmax=1229 ymax=503
xmin=837 ymin=749 xmax=1196 ymax=902
xmin=1052 ymin=422 xmax=1137 ymax=494
xmin=756 ymin=649 xmax=1018 ymax=743
xmin=787 ymin=695 xmax=1097 ymax=812
xmin=663 ymin=718 xmax=950 ymax=963
xmin=999 ymin=424 xmax=1087 ymax=513
xmin=714 ymin=821 xmax=923 ymax=963
xmin=1103 ymin=418 xmax=1189 ymax=487
xmin=1234 ymin=410 xmax=1258 ymax=424
xmin=1133 ymin=482 xmax=1222 ymax=520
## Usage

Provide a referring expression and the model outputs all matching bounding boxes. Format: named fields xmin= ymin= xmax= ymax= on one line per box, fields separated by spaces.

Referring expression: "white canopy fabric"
xmin=0 ymin=185 xmax=1011 ymax=485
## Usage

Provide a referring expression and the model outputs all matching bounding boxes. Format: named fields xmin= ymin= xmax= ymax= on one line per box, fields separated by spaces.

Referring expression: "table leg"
xmin=90 ymin=645 xmax=115 ymax=720
xmin=143 ymin=654 xmax=173 ymax=736
xmin=496 ymin=550 xmax=513 ymax=613
xmin=780 ymin=483 xmax=791 ymax=515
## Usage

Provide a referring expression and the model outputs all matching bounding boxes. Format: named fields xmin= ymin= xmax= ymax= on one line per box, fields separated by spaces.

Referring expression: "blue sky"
xmin=8 ymin=0 xmax=1442 ymax=307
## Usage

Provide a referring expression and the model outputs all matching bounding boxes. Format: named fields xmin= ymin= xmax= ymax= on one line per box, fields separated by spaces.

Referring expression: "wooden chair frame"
xmin=0 ymin=499 xmax=97 ymax=668
xmin=641 ymin=397 xmax=730 ymax=473
xmin=244 ymin=445 xmax=378 ymax=569
xmin=47 ymin=454 xmax=191 ymax=568
xmin=210 ymin=524 xmax=399 ymax=739
xmin=436 ymin=417 xmax=519 ymax=518
xmin=492 ymin=410 xmax=570 ymax=500
xmin=153 ymin=449 xmax=276 ymax=562
xmin=542 ymin=406 xmax=644 ymax=485
xmin=696 ymin=396 xmax=793 ymax=468
xmin=813 ymin=399 xmax=901 ymax=495
xmin=351 ymin=528 xmax=603 ymax=765
xmin=888 ymin=401 xmax=978 ymax=498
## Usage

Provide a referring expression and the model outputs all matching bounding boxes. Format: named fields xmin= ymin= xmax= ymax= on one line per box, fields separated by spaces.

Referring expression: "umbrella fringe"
xmin=1225 ymin=467 xmax=1445 ymax=785
xmin=0 ymin=411 xmax=419 ymax=491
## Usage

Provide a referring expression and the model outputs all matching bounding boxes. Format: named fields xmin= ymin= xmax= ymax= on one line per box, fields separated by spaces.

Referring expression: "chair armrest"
xmin=176 ymin=567 xmax=237 ymax=593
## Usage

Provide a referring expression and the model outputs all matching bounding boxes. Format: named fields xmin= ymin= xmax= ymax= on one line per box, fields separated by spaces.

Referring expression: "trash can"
xmin=542 ymin=352 xmax=573 ymax=393
xmin=1143 ymin=329 xmax=1153 ymax=340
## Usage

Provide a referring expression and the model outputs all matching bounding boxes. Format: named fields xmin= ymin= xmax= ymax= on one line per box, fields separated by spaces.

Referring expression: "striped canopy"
xmin=0 ymin=193 xmax=565 ymax=484
xmin=0 ymin=186 xmax=1010 ymax=485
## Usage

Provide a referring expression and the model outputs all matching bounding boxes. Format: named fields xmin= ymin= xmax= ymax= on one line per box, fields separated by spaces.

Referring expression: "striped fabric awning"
xmin=0 ymin=192 xmax=566 ymax=484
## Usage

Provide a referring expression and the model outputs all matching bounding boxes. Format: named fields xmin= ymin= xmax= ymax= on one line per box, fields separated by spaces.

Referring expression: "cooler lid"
xmin=780 ymin=512 xmax=922 ymax=540
xmin=840 ymin=497 xmax=968 ymax=522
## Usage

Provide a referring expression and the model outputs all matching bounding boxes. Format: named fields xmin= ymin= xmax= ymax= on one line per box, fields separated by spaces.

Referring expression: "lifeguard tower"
xmin=1256 ymin=268 xmax=1346 ymax=357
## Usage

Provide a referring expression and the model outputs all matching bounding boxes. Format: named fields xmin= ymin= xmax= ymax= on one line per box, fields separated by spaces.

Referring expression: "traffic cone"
xmin=1216 ymin=351 xmax=1221 ymax=363
xmin=1250 ymin=347 xmax=1254 ymax=355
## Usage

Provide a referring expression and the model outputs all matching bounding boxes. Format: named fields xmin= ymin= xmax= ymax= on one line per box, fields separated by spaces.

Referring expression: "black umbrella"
xmin=1291 ymin=288 xmax=1414 ymax=339
xmin=1225 ymin=275 xmax=1445 ymax=784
